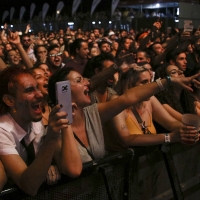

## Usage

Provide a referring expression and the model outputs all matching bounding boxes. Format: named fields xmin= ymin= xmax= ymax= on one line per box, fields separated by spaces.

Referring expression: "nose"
xmin=84 ymin=78 xmax=90 ymax=85
xmin=35 ymin=89 xmax=43 ymax=98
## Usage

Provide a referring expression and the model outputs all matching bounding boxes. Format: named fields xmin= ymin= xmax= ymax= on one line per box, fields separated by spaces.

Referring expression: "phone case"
xmin=56 ymin=81 xmax=73 ymax=124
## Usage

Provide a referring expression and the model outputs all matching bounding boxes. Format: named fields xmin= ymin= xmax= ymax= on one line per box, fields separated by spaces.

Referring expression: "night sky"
xmin=0 ymin=0 xmax=112 ymax=22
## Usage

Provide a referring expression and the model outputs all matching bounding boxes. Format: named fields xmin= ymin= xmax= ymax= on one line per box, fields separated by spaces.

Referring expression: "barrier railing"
xmin=1 ymin=143 xmax=200 ymax=200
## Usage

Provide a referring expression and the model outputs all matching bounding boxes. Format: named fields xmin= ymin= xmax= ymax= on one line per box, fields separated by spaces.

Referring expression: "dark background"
xmin=0 ymin=0 xmax=112 ymax=22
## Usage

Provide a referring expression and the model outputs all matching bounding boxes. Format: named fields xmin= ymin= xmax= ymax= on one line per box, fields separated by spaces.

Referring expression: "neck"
xmin=9 ymin=111 xmax=31 ymax=132
xmin=71 ymin=106 xmax=85 ymax=128
xmin=96 ymin=85 xmax=108 ymax=103
xmin=135 ymin=101 xmax=145 ymax=110
xmin=73 ymin=55 xmax=85 ymax=64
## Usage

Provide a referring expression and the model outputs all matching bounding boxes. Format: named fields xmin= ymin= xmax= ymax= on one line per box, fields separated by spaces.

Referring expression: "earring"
xmin=13 ymin=108 xmax=17 ymax=113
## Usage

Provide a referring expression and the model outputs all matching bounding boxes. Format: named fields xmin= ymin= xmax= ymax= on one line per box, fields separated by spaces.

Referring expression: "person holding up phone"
xmin=0 ymin=66 xmax=82 ymax=195
xmin=48 ymin=64 xmax=200 ymax=163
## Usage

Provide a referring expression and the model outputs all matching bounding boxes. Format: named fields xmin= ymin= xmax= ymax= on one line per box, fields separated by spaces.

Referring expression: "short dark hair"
xmin=98 ymin=40 xmax=111 ymax=49
xmin=47 ymin=44 xmax=60 ymax=54
xmin=83 ymin=52 xmax=115 ymax=78
xmin=166 ymin=49 xmax=186 ymax=63
xmin=70 ymin=39 xmax=86 ymax=56
xmin=0 ymin=66 xmax=32 ymax=115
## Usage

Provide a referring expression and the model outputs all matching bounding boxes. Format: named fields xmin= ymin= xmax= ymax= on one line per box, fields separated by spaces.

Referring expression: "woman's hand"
xmin=170 ymin=125 xmax=199 ymax=145
xmin=46 ymin=165 xmax=61 ymax=185
xmin=171 ymin=73 xmax=200 ymax=92
xmin=180 ymin=125 xmax=199 ymax=145
xmin=48 ymin=104 xmax=69 ymax=135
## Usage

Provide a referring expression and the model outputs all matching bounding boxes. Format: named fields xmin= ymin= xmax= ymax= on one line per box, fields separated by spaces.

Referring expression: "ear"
xmin=147 ymin=58 xmax=151 ymax=63
xmin=94 ymin=68 xmax=100 ymax=74
xmin=2 ymin=94 xmax=15 ymax=107
xmin=170 ymin=59 xmax=175 ymax=65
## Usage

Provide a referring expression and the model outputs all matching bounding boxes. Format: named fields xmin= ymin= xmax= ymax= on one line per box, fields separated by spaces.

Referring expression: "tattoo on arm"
xmin=121 ymin=124 xmax=128 ymax=130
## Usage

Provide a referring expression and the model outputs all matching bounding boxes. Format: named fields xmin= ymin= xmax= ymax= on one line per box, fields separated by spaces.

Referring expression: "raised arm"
xmin=7 ymin=31 xmax=33 ymax=69
xmin=98 ymin=74 xmax=200 ymax=123
xmin=53 ymin=106 xmax=82 ymax=177
xmin=0 ymin=57 xmax=7 ymax=72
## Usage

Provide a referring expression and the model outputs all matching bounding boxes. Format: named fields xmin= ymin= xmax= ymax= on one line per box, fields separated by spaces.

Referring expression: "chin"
xmin=32 ymin=116 xmax=42 ymax=122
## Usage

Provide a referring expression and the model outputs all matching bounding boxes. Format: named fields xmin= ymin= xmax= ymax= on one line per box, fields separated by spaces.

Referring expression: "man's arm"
xmin=0 ymin=104 xmax=81 ymax=196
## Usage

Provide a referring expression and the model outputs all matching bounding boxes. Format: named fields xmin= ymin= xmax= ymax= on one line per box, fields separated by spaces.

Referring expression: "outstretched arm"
xmin=98 ymin=74 xmax=200 ymax=123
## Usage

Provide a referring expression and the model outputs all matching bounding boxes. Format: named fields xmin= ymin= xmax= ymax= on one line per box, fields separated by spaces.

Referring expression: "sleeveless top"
xmin=126 ymin=109 xmax=156 ymax=135
xmin=105 ymin=107 xmax=156 ymax=152
xmin=78 ymin=103 xmax=106 ymax=163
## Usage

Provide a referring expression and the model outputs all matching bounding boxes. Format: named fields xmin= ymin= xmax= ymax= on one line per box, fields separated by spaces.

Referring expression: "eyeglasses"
xmin=49 ymin=52 xmax=62 ymax=57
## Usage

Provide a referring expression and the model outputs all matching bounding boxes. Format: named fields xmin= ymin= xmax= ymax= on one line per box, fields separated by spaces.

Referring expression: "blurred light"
xmin=109 ymin=21 xmax=112 ymax=24
xmin=57 ymin=11 xmax=60 ymax=14
xmin=29 ymin=30 xmax=32 ymax=32
xmin=92 ymin=21 xmax=95 ymax=24
xmin=1 ymin=26 xmax=4 ymax=29
xmin=43 ymin=23 xmax=46 ymax=26
xmin=175 ymin=19 xmax=179 ymax=22
xmin=68 ymin=22 xmax=74 ymax=25
xmin=10 ymin=25 xmax=13 ymax=28
xmin=177 ymin=8 xmax=179 ymax=15
xmin=156 ymin=3 xmax=160 ymax=7
xmin=98 ymin=21 xmax=101 ymax=24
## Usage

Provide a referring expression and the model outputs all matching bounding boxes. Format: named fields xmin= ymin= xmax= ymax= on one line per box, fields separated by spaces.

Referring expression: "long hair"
xmin=117 ymin=66 xmax=149 ymax=95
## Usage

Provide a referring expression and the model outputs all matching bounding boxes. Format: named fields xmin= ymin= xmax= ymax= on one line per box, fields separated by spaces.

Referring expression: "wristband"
xmin=164 ymin=133 xmax=170 ymax=143
xmin=155 ymin=78 xmax=165 ymax=91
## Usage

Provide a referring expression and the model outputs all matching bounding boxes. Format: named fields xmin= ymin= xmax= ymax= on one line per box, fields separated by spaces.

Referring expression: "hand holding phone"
xmin=56 ymin=81 xmax=73 ymax=124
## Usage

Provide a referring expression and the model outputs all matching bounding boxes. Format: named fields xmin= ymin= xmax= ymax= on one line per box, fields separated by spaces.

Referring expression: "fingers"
xmin=180 ymin=126 xmax=199 ymax=145
xmin=46 ymin=165 xmax=61 ymax=185
xmin=48 ymin=104 xmax=69 ymax=134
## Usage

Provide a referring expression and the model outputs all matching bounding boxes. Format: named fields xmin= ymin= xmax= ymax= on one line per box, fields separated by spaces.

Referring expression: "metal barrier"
xmin=1 ymin=143 xmax=200 ymax=200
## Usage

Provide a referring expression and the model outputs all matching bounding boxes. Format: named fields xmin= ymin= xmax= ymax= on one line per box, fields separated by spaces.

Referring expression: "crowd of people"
xmin=0 ymin=20 xmax=200 ymax=195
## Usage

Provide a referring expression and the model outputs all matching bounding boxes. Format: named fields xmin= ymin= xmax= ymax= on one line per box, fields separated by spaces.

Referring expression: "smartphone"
xmin=56 ymin=81 xmax=73 ymax=124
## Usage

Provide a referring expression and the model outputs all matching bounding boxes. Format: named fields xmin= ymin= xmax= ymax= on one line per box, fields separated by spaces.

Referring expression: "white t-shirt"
xmin=0 ymin=113 xmax=44 ymax=162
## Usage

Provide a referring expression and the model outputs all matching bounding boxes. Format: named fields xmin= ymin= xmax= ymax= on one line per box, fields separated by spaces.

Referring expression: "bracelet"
xmin=164 ymin=133 xmax=170 ymax=143
xmin=155 ymin=78 xmax=165 ymax=91
xmin=166 ymin=76 xmax=171 ymax=90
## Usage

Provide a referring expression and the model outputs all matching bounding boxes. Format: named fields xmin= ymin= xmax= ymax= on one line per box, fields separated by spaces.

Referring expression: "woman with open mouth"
xmin=48 ymin=65 xmax=200 ymax=163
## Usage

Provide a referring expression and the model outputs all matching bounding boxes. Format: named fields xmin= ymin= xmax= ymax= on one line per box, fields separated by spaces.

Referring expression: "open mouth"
xmin=84 ymin=89 xmax=89 ymax=96
xmin=31 ymin=103 xmax=42 ymax=114
xmin=43 ymin=83 xmax=48 ymax=89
